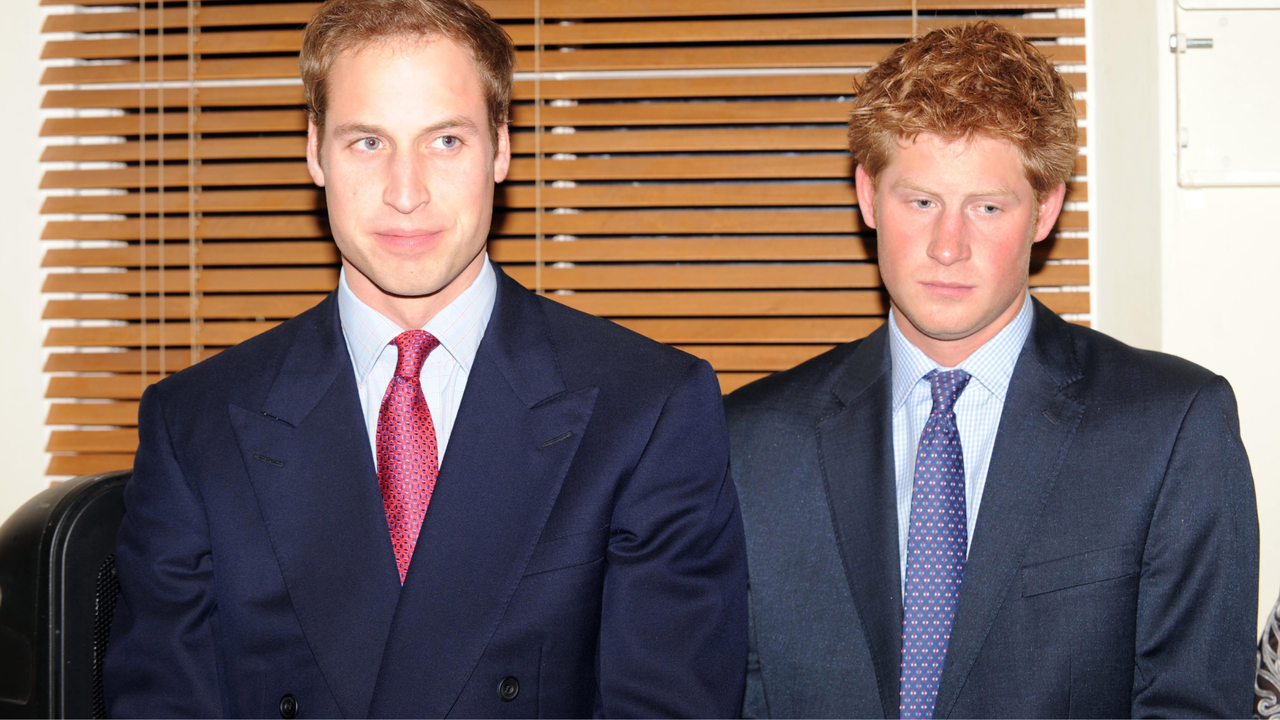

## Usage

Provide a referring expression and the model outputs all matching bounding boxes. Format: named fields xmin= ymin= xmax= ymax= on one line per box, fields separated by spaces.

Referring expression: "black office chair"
xmin=0 ymin=470 xmax=130 ymax=720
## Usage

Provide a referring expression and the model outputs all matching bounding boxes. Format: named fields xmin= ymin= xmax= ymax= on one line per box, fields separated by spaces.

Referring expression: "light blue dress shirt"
xmin=889 ymin=293 xmax=1033 ymax=592
xmin=337 ymin=255 xmax=496 ymax=467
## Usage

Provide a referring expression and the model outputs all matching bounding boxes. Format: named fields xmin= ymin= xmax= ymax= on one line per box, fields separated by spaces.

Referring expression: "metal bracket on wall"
xmin=1169 ymin=33 xmax=1215 ymax=50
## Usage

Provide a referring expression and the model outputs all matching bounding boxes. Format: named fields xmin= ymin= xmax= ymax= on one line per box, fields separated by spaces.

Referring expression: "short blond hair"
xmin=848 ymin=21 xmax=1078 ymax=198
xmin=300 ymin=0 xmax=515 ymax=148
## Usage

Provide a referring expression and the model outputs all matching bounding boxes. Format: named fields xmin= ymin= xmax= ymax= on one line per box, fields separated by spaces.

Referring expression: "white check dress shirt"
xmin=889 ymin=292 xmax=1034 ymax=592
xmin=337 ymin=255 xmax=496 ymax=467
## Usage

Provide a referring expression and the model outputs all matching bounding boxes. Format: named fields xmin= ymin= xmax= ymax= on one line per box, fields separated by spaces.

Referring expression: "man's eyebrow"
xmin=330 ymin=117 xmax=482 ymax=139
xmin=889 ymin=179 xmax=936 ymax=194
xmin=422 ymin=116 xmax=482 ymax=135
xmin=889 ymin=179 xmax=1017 ymax=197
xmin=968 ymin=187 xmax=1018 ymax=198
xmin=331 ymin=122 xmax=385 ymax=138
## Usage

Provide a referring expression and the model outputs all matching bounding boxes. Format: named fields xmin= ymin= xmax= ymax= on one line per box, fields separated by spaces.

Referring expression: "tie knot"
xmin=391 ymin=330 xmax=439 ymax=379
xmin=925 ymin=368 xmax=970 ymax=416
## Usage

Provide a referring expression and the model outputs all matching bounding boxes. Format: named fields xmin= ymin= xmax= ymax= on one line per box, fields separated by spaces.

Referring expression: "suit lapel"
xmin=228 ymin=294 xmax=402 ymax=718
xmin=933 ymin=301 xmax=1086 ymax=717
xmin=369 ymin=267 xmax=598 ymax=718
xmin=815 ymin=325 xmax=904 ymax=719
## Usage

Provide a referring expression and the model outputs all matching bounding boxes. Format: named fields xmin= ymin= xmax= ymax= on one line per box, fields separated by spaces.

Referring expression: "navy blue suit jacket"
xmin=105 ymin=265 xmax=748 ymax=718
xmin=726 ymin=299 xmax=1258 ymax=718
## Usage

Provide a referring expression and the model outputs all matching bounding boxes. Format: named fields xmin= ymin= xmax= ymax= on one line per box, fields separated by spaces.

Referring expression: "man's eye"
xmin=912 ymin=199 xmax=933 ymax=209
xmin=977 ymin=204 xmax=1000 ymax=214
xmin=434 ymin=135 xmax=460 ymax=149
xmin=358 ymin=138 xmax=382 ymax=151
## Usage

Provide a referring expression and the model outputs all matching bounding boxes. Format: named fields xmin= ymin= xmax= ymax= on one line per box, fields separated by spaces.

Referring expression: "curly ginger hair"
xmin=848 ymin=20 xmax=1079 ymax=199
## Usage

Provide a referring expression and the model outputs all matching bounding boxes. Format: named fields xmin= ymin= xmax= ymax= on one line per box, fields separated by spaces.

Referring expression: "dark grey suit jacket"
xmin=726 ymin=299 xmax=1258 ymax=718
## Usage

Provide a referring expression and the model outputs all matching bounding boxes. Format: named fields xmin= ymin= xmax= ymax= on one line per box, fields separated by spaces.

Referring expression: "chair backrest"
xmin=0 ymin=471 xmax=130 ymax=720
xmin=1261 ymin=588 xmax=1280 ymax=719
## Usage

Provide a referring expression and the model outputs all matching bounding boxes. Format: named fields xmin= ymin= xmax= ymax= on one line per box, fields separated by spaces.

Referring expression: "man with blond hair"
xmin=103 ymin=0 xmax=747 ymax=716
xmin=727 ymin=21 xmax=1258 ymax=718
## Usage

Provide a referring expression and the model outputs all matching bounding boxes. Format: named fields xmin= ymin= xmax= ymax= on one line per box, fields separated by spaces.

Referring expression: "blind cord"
xmin=138 ymin=0 xmax=147 ymax=389
xmin=157 ymin=0 xmax=166 ymax=379
xmin=533 ymin=0 xmax=543 ymax=296
xmin=188 ymin=0 xmax=199 ymax=368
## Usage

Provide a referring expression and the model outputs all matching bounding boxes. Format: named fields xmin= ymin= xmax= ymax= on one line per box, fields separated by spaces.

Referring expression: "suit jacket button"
xmin=279 ymin=693 xmax=299 ymax=719
xmin=497 ymin=676 xmax=520 ymax=702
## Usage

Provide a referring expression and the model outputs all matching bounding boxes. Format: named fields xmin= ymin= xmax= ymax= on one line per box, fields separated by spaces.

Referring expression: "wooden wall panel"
xmin=39 ymin=0 xmax=1090 ymax=474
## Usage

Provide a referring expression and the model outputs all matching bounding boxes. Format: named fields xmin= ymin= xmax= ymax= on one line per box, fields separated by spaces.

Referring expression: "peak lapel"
xmin=933 ymin=302 xmax=1085 ymax=717
xmin=815 ymin=325 xmax=903 ymax=718
xmin=229 ymin=294 xmax=401 ymax=718
xmin=369 ymin=267 xmax=598 ymax=718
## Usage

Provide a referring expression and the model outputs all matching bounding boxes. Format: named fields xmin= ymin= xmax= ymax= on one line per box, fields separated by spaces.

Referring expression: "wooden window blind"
xmin=39 ymin=0 xmax=1090 ymax=476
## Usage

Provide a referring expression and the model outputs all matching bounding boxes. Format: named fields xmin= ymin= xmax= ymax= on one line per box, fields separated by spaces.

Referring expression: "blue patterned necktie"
xmin=900 ymin=368 xmax=971 ymax=719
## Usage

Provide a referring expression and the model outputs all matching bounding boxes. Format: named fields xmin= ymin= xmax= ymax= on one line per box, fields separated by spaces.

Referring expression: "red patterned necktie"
xmin=376 ymin=330 xmax=441 ymax=584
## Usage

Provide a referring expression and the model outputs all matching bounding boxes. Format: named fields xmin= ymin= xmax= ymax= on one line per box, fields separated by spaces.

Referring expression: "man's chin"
xmin=900 ymin=309 xmax=986 ymax=344
xmin=371 ymin=279 xmax=449 ymax=300
xmin=917 ymin=325 xmax=982 ymax=343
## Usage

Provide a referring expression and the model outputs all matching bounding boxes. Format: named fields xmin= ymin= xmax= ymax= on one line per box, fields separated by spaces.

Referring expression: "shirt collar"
xmin=337 ymin=254 xmax=497 ymax=387
xmin=888 ymin=291 xmax=1034 ymax=411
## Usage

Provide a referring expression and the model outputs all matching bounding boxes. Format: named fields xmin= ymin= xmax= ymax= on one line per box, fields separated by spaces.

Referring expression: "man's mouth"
xmin=920 ymin=281 xmax=974 ymax=299
xmin=373 ymin=229 xmax=443 ymax=246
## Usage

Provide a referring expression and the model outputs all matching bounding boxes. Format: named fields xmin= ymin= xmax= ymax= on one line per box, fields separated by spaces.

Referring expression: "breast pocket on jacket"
xmin=524 ymin=525 xmax=609 ymax=576
xmin=1020 ymin=543 xmax=1140 ymax=598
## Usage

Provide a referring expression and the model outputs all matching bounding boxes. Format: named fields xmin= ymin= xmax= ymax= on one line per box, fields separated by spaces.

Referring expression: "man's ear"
xmin=492 ymin=123 xmax=511 ymax=184
xmin=1032 ymin=181 xmax=1067 ymax=243
xmin=306 ymin=119 xmax=326 ymax=188
xmin=854 ymin=163 xmax=878 ymax=230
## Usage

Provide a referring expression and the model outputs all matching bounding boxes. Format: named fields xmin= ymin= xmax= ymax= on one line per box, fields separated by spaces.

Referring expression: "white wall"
xmin=0 ymin=3 xmax=52 ymax=525
xmin=1156 ymin=3 xmax=1280 ymax=636
xmin=1094 ymin=0 xmax=1280 ymax=635
xmin=1093 ymin=0 xmax=1163 ymax=352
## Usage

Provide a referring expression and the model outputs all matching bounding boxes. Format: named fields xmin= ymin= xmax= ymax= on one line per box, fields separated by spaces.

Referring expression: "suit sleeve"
xmin=742 ymin=585 xmax=772 ymax=718
xmin=104 ymin=384 xmax=225 ymax=718
xmin=1131 ymin=375 xmax=1259 ymax=718
xmin=597 ymin=358 xmax=749 ymax=718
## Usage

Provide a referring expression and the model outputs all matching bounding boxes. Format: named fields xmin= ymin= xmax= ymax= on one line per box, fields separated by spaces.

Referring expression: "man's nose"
xmin=383 ymin=150 xmax=429 ymax=214
xmin=927 ymin=208 xmax=970 ymax=266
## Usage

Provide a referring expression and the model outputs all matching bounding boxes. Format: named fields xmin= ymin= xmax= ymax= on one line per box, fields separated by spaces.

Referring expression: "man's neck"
xmin=892 ymin=291 xmax=1029 ymax=368
xmin=342 ymin=253 xmax=486 ymax=330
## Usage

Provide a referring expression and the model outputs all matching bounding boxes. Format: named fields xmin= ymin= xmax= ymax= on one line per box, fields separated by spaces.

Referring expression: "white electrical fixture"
xmin=1172 ymin=1 xmax=1280 ymax=186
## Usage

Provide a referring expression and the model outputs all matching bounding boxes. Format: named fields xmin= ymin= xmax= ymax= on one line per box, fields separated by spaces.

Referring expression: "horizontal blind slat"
xmin=41 ymin=45 xmax=1084 ymax=84
xmin=40 ymin=236 xmax=1087 ymax=268
xmin=46 ymin=455 xmax=135 ymax=478
xmin=39 ymin=72 xmax=1085 ymax=110
xmin=41 ymin=1 xmax=1085 ymax=29
xmin=43 ymin=17 xmax=1081 ymax=60
xmin=47 ymin=403 xmax=141 ymax=427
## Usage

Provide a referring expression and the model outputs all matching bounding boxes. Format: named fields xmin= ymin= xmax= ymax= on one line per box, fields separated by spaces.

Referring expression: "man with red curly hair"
xmin=727 ymin=21 xmax=1258 ymax=718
